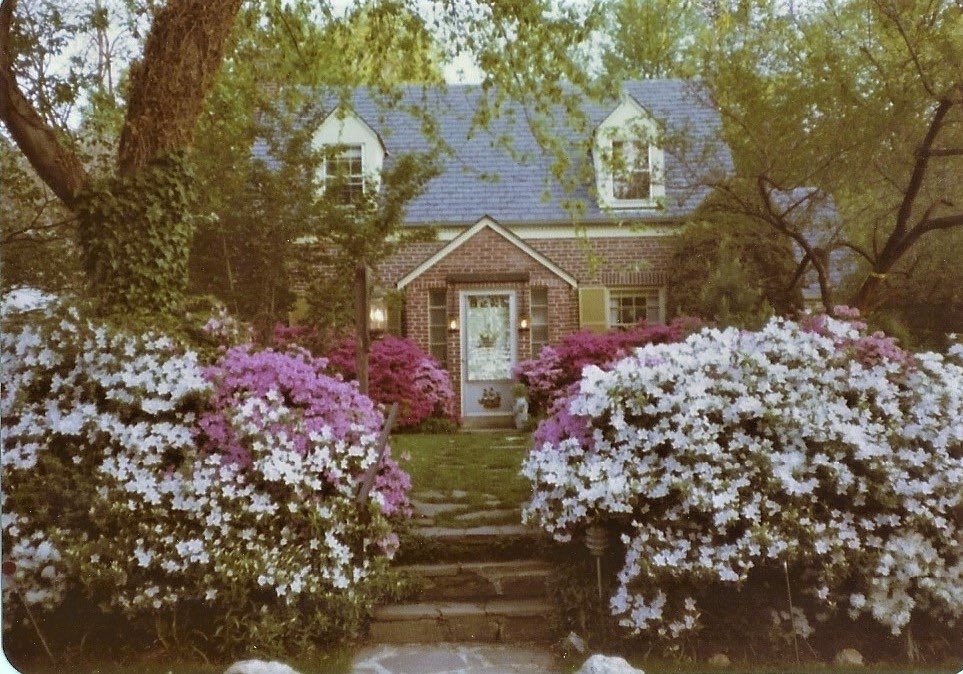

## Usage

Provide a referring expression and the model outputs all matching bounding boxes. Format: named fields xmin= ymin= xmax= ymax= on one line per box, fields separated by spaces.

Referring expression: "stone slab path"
xmin=350 ymin=643 xmax=558 ymax=674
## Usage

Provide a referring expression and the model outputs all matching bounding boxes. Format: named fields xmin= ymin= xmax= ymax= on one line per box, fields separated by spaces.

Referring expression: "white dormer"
xmin=593 ymin=95 xmax=666 ymax=209
xmin=313 ymin=106 xmax=386 ymax=200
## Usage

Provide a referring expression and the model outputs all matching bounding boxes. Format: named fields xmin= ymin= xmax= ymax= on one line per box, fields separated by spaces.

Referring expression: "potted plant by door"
xmin=512 ymin=382 xmax=530 ymax=429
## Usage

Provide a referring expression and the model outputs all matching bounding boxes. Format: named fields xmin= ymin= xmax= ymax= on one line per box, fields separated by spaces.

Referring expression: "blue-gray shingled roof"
xmin=252 ymin=79 xmax=732 ymax=227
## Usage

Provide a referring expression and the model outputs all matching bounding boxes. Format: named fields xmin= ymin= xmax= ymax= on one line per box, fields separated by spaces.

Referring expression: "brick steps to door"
xmin=370 ymin=529 xmax=555 ymax=643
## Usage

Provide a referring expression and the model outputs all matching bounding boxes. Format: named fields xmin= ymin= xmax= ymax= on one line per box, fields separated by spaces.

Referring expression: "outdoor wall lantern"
xmin=519 ymin=317 xmax=530 ymax=331
xmin=369 ymin=299 xmax=387 ymax=333
xmin=448 ymin=317 xmax=459 ymax=333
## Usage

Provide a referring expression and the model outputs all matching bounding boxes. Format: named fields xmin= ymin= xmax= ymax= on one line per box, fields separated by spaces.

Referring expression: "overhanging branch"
xmin=0 ymin=0 xmax=89 ymax=207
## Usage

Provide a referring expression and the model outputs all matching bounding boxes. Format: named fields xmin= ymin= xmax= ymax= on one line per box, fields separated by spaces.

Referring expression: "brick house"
xmin=269 ymin=80 xmax=730 ymax=425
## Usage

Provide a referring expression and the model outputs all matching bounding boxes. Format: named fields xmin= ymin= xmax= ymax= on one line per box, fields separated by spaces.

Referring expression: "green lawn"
xmin=392 ymin=430 xmax=533 ymax=525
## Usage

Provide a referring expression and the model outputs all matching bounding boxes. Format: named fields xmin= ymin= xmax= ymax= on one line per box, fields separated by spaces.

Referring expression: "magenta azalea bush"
xmin=515 ymin=317 xmax=703 ymax=413
xmin=198 ymin=344 xmax=411 ymax=516
xmin=326 ymin=335 xmax=456 ymax=430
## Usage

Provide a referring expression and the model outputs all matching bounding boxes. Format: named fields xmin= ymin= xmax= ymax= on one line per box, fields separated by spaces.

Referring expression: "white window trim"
xmin=594 ymin=96 xmax=667 ymax=210
xmin=321 ymin=143 xmax=366 ymax=199
xmin=312 ymin=105 xmax=386 ymax=194
xmin=606 ymin=286 xmax=666 ymax=327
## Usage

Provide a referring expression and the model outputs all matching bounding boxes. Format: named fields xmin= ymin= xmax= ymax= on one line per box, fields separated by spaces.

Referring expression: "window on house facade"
xmin=608 ymin=288 xmax=662 ymax=328
xmin=611 ymin=140 xmax=651 ymax=201
xmin=428 ymin=289 xmax=447 ymax=367
xmin=530 ymin=287 xmax=549 ymax=357
xmin=324 ymin=144 xmax=365 ymax=203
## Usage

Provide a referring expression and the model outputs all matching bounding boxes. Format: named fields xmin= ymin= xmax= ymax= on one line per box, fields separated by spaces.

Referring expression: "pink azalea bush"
xmin=515 ymin=317 xmax=703 ymax=414
xmin=198 ymin=344 xmax=411 ymax=516
xmin=326 ymin=335 xmax=456 ymax=430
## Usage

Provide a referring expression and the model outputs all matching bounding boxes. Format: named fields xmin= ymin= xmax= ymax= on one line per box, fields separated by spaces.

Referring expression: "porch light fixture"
xmin=448 ymin=318 xmax=459 ymax=333
xmin=369 ymin=298 xmax=387 ymax=333
xmin=519 ymin=317 xmax=530 ymax=331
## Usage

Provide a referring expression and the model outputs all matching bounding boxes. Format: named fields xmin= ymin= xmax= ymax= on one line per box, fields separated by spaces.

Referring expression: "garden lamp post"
xmin=585 ymin=522 xmax=607 ymax=601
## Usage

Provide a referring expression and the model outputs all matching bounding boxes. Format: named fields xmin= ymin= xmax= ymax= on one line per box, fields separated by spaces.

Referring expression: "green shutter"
xmin=386 ymin=295 xmax=404 ymax=336
xmin=579 ymin=286 xmax=609 ymax=332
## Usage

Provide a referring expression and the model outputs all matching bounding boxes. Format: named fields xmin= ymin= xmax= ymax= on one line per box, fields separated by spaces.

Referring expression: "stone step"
xmin=398 ymin=560 xmax=551 ymax=602
xmin=397 ymin=525 xmax=547 ymax=564
xmin=369 ymin=599 xmax=554 ymax=644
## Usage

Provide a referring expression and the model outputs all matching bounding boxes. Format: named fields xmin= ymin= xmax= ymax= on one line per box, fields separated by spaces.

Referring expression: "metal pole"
xmin=783 ymin=560 xmax=801 ymax=667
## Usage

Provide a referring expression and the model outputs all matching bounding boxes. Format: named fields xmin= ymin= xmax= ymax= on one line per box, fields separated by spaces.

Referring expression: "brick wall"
xmin=373 ymin=227 xmax=676 ymax=417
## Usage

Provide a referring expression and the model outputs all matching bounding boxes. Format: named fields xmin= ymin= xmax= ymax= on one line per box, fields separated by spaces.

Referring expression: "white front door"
xmin=460 ymin=290 xmax=517 ymax=418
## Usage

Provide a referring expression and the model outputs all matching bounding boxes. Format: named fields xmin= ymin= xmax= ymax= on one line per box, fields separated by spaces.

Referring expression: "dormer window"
xmin=611 ymin=140 xmax=651 ymax=200
xmin=323 ymin=144 xmax=365 ymax=203
xmin=594 ymin=96 xmax=666 ymax=209
xmin=313 ymin=105 xmax=387 ymax=202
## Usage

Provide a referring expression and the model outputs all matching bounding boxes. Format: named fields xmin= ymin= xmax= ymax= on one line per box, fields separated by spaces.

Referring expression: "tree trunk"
xmin=2 ymin=0 xmax=243 ymax=316
xmin=118 ymin=0 xmax=243 ymax=174
xmin=355 ymin=263 xmax=370 ymax=395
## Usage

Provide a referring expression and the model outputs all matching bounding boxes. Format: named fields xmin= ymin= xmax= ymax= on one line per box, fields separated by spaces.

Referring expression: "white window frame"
xmin=607 ymin=287 xmax=666 ymax=328
xmin=529 ymin=287 xmax=549 ymax=357
xmin=427 ymin=288 xmax=448 ymax=367
xmin=611 ymin=139 xmax=652 ymax=201
xmin=322 ymin=143 xmax=365 ymax=201
xmin=594 ymin=97 xmax=666 ymax=210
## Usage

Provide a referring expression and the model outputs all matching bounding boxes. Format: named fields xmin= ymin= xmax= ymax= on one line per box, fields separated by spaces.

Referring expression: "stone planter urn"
xmin=512 ymin=395 xmax=529 ymax=429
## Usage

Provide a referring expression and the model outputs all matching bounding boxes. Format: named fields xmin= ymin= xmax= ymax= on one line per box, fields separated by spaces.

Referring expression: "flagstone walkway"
xmin=350 ymin=643 xmax=558 ymax=674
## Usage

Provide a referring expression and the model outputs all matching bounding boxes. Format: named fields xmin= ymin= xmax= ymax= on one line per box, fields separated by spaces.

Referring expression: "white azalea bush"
xmin=523 ymin=314 xmax=963 ymax=652
xmin=1 ymin=301 xmax=409 ymax=657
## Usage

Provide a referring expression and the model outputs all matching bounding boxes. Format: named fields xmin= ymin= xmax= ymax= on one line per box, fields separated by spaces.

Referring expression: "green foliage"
xmin=698 ymin=245 xmax=773 ymax=330
xmin=188 ymin=1 xmax=445 ymax=328
xmin=601 ymin=0 xmax=705 ymax=79
xmin=866 ymin=227 xmax=963 ymax=346
xmin=667 ymin=219 xmax=801 ymax=326
xmin=76 ymin=151 xmax=198 ymax=316
xmin=0 ymin=138 xmax=81 ymax=292
xmin=699 ymin=1 xmax=963 ymax=308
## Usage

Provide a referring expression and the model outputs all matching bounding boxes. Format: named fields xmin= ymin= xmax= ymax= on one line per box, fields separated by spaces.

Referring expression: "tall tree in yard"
xmin=1 ymin=0 xmax=243 ymax=316
xmin=700 ymin=0 xmax=963 ymax=312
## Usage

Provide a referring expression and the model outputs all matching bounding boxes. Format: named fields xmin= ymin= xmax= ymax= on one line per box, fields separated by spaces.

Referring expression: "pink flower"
xmin=516 ymin=316 xmax=703 ymax=413
xmin=326 ymin=335 xmax=456 ymax=430
xmin=196 ymin=344 xmax=412 ymax=516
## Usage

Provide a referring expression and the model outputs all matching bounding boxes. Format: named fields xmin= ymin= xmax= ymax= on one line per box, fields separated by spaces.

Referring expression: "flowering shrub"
xmin=514 ymin=317 xmax=702 ymax=414
xmin=522 ymin=315 xmax=963 ymax=642
xmin=198 ymin=344 xmax=411 ymax=516
xmin=1 ymin=302 xmax=209 ymax=627
xmin=1 ymin=302 xmax=410 ymax=656
xmin=326 ymin=335 xmax=456 ymax=430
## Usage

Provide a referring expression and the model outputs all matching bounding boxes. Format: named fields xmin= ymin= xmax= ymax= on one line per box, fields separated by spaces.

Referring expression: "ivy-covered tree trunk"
xmin=0 ymin=0 xmax=242 ymax=316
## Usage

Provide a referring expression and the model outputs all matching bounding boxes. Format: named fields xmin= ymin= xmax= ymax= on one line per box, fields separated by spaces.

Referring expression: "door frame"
xmin=459 ymin=289 xmax=518 ymax=418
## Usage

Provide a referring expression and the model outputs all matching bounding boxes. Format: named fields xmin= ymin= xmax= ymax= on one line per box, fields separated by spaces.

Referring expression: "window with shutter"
xmin=428 ymin=289 xmax=447 ymax=367
xmin=530 ymin=287 xmax=549 ymax=356
xmin=578 ymin=287 xmax=609 ymax=333
xmin=608 ymin=288 xmax=664 ymax=328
